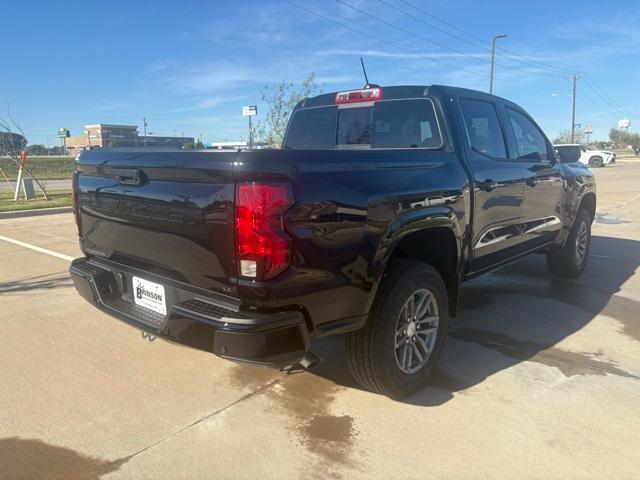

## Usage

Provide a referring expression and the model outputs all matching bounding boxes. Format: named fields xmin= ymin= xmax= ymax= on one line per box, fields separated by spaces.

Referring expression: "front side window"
xmin=459 ymin=98 xmax=507 ymax=159
xmin=507 ymin=108 xmax=549 ymax=161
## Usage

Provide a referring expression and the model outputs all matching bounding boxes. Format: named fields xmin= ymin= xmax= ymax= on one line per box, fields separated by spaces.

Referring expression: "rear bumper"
xmin=69 ymin=257 xmax=309 ymax=366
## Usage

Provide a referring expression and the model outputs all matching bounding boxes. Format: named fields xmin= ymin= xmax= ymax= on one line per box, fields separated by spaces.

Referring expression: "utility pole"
xmin=570 ymin=75 xmax=577 ymax=143
xmin=143 ymin=117 xmax=148 ymax=148
xmin=489 ymin=34 xmax=507 ymax=94
xmin=567 ymin=74 xmax=585 ymax=143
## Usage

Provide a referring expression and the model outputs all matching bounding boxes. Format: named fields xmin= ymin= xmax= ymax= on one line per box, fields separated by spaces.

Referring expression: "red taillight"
xmin=335 ymin=87 xmax=382 ymax=104
xmin=236 ymin=181 xmax=293 ymax=280
xmin=72 ymin=171 xmax=81 ymax=236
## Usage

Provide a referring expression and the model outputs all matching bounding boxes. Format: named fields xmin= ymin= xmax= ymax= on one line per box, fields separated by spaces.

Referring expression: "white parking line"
xmin=0 ymin=234 xmax=74 ymax=262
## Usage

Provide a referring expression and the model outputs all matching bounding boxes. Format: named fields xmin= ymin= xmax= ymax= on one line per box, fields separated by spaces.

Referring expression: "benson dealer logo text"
xmin=136 ymin=283 xmax=163 ymax=302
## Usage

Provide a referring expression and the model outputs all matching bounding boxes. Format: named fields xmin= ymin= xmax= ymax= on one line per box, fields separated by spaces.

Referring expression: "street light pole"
xmin=143 ymin=117 xmax=148 ymax=148
xmin=489 ymin=34 xmax=507 ymax=95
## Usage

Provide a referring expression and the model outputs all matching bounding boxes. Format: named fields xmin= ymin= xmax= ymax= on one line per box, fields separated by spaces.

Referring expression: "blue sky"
xmin=3 ymin=0 xmax=639 ymax=146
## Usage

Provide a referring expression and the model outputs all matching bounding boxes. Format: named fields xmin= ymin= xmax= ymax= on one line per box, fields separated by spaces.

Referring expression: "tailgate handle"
xmin=113 ymin=168 xmax=143 ymax=185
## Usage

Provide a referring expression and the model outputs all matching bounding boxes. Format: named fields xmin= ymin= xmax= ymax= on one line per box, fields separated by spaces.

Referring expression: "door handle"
xmin=113 ymin=168 xmax=144 ymax=186
xmin=477 ymin=179 xmax=499 ymax=192
xmin=526 ymin=177 xmax=538 ymax=187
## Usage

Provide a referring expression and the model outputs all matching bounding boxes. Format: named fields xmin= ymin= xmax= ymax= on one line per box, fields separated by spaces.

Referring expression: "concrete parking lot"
xmin=1 ymin=162 xmax=639 ymax=479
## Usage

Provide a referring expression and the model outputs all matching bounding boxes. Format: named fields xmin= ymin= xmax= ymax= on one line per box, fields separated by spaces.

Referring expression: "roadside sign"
xmin=58 ymin=128 xmax=70 ymax=138
xmin=242 ymin=105 xmax=257 ymax=117
xmin=585 ymin=124 xmax=593 ymax=134
xmin=21 ymin=178 xmax=35 ymax=200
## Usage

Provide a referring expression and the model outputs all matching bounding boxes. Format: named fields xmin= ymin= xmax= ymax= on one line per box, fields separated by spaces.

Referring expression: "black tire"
xmin=546 ymin=208 xmax=592 ymax=278
xmin=589 ymin=156 xmax=603 ymax=168
xmin=345 ymin=260 xmax=449 ymax=398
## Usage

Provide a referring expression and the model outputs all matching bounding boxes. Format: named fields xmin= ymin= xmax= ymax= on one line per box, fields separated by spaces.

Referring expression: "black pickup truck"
xmin=70 ymin=85 xmax=596 ymax=397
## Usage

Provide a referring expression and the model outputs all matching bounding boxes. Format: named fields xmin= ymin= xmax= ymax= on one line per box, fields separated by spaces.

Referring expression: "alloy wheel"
xmin=394 ymin=288 xmax=439 ymax=374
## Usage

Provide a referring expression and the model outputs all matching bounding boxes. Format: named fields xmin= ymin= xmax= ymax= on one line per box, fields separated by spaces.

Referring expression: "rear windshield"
xmin=284 ymin=98 xmax=442 ymax=150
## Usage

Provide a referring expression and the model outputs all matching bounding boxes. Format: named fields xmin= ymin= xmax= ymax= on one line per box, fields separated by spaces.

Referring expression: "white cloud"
xmin=317 ymin=49 xmax=487 ymax=59
xmin=171 ymin=94 xmax=251 ymax=113
xmin=166 ymin=62 xmax=260 ymax=92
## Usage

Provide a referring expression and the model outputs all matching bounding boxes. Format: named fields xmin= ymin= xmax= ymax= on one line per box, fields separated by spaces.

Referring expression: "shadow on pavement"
xmin=307 ymin=235 xmax=640 ymax=405
xmin=0 ymin=273 xmax=73 ymax=293
xmin=0 ymin=437 xmax=130 ymax=480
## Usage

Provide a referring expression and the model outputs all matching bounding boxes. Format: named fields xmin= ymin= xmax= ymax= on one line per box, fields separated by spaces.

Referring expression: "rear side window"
xmin=371 ymin=99 xmax=441 ymax=148
xmin=507 ymin=108 xmax=549 ymax=161
xmin=284 ymin=99 xmax=442 ymax=150
xmin=555 ymin=145 xmax=581 ymax=163
xmin=460 ymin=99 xmax=507 ymax=159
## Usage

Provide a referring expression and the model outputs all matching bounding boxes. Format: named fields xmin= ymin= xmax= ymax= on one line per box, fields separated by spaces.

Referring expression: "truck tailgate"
xmin=76 ymin=149 xmax=238 ymax=295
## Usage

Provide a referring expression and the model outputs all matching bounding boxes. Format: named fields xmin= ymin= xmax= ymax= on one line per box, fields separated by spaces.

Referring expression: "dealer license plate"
xmin=132 ymin=276 xmax=167 ymax=316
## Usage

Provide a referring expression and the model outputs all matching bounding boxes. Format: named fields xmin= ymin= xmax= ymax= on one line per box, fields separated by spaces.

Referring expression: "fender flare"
xmin=365 ymin=207 xmax=463 ymax=313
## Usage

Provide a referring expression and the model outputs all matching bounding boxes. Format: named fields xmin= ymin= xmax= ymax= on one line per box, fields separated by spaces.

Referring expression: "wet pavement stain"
xmin=228 ymin=361 xmax=360 ymax=474
xmin=268 ymin=370 xmax=359 ymax=470
xmin=304 ymin=414 xmax=355 ymax=444
xmin=227 ymin=363 xmax=281 ymax=392
xmin=595 ymin=213 xmax=629 ymax=224
xmin=0 ymin=437 xmax=130 ymax=480
xmin=449 ymin=328 xmax=640 ymax=380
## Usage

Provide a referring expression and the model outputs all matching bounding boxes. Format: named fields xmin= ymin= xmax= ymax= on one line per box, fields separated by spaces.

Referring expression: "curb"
xmin=0 ymin=206 xmax=73 ymax=219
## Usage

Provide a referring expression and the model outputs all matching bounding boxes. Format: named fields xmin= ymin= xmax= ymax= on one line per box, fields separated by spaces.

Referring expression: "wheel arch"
xmin=369 ymin=211 xmax=463 ymax=317
xmin=578 ymin=191 xmax=596 ymax=222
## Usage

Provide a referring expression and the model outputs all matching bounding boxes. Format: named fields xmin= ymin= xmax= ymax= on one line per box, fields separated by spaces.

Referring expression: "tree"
xmin=0 ymin=109 xmax=49 ymax=198
xmin=552 ymin=129 xmax=585 ymax=144
xmin=255 ymin=73 xmax=322 ymax=148
xmin=0 ymin=131 xmax=27 ymax=155
xmin=609 ymin=128 xmax=640 ymax=155
xmin=26 ymin=144 xmax=50 ymax=156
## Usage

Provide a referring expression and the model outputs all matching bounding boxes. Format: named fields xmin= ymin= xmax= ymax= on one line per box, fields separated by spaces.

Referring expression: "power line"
xmin=336 ymin=0 xmax=562 ymax=78
xmin=583 ymin=76 xmax=637 ymax=119
xmin=376 ymin=0 xmax=564 ymax=77
xmin=377 ymin=0 xmax=494 ymax=53
xmin=398 ymin=0 xmax=575 ymax=75
xmin=285 ymin=0 xmax=489 ymax=78
xmin=286 ymin=0 xmax=572 ymax=93
xmin=576 ymin=85 xmax=621 ymax=120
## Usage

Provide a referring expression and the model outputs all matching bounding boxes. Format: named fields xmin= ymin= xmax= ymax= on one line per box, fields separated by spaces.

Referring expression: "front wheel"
xmin=345 ymin=260 xmax=449 ymax=398
xmin=547 ymin=208 xmax=592 ymax=278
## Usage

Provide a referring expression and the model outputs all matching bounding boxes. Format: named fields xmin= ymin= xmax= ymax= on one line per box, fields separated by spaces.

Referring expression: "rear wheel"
xmin=345 ymin=260 xmax=448 ymax=398
xmin=589 ymin=156 xmax=603 ymax=168
xmin=547 ymin=208 xmax=591 ymax=278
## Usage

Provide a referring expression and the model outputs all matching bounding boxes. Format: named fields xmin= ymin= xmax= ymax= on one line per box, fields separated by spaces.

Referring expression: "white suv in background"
xmin=554 ymin=143 xmax=616 ymax=167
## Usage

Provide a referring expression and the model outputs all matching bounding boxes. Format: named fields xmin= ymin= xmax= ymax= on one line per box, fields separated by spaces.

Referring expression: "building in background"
xmin=65 ymin=124 xmax=194 ymax=156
